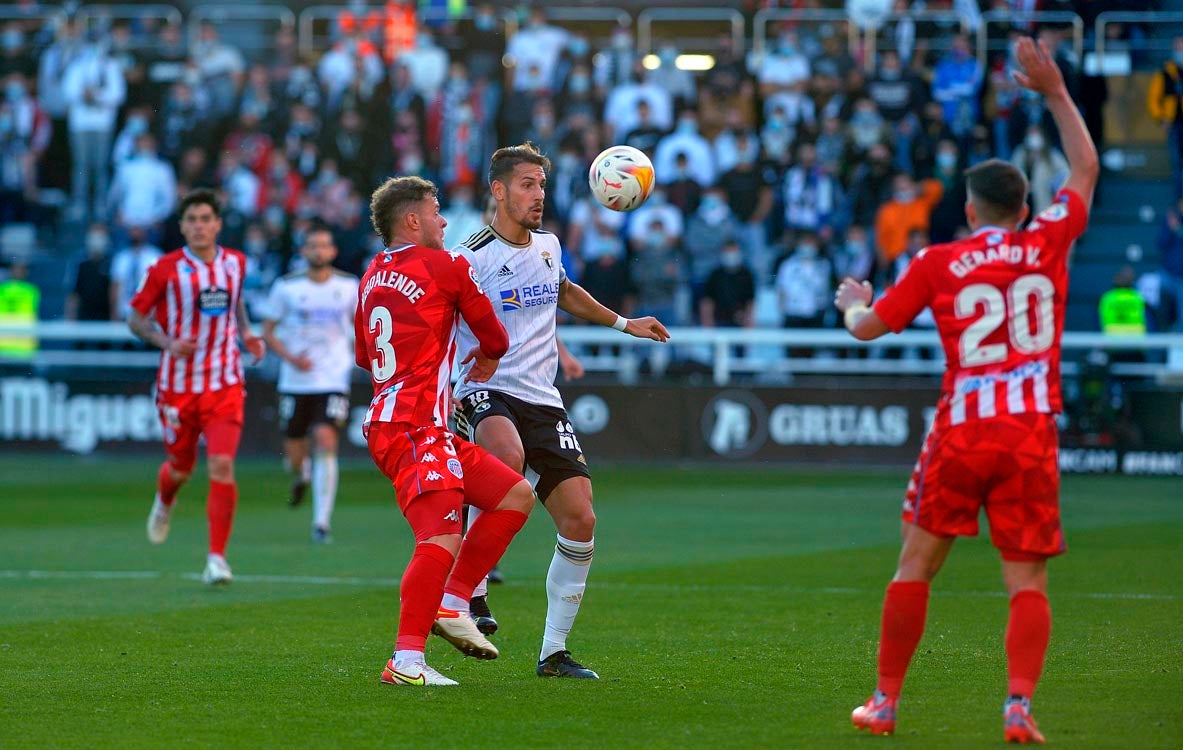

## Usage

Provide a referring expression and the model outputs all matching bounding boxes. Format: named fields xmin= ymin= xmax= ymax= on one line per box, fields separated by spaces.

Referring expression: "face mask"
xmin=778 ymin=38 xmax=796 ymax=55
xmin=1 ymin=30 xmax=22 ymax=51
xmin=1025 ymin=133 xmax=1045 ymax=151
xmin=245 ymin=239 xmax=267 ymax=256
xmin=570 ymin=39 xmax=590 ymax=57
xmin=721 ymin=251 xmax=743 ymax=269
xmin=845 ymin=240 xmax=866 ymax=255
xmin=677 ymin=119 xmax=696 ymax=134
xmin=86 ymin=232 xmax=109 ymax=254
xmin=936 ymin=152 xmax=958 ymax=169
xmin=797 ymin=244 xmax=817 ymax=259
xmin=612 ymin=33 xmax=630 ymax=51
xmin=569 ymin=74 xmax=590 ymax=94
xmin=320 ymin=169 xmax=338 ymax=182
xmin=880 ymin=67 xmax=900 ymax=80
xmin=475 ymin=15 xmax=495 ymax=32
xmin=5 ymin=82 xmax=25 ymax=101
xmin=1174 ymin=50 xmax=1183 ymax=65
xmin=894 ymin=189 xmax=917 ymax=203
xmin=127 ymin=116 xmax=148 ymax=135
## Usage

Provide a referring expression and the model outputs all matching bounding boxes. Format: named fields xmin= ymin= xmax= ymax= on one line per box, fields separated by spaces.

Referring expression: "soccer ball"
xmin=588 ymin=145 xmax=655 ymax=212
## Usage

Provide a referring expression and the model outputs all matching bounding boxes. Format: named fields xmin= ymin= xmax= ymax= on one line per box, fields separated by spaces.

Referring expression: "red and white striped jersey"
xmin=874 ymin=189 xmax=1088 ymax=429
xmin=130 ymin=246 xmax=246 ymax=394
xmin=355 ymin=243 xmax=508 ymax=432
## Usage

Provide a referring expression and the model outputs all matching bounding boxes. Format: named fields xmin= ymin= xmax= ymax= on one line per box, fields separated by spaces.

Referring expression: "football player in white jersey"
xmin=262 ymin=225 xmax=358 ymax=543
xmin=450 ymin=143 xmax=670 ymax=678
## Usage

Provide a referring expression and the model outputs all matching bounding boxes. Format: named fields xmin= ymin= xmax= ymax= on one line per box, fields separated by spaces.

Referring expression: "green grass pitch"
xmin=1 ymin=456 xmax=1180 ymax=749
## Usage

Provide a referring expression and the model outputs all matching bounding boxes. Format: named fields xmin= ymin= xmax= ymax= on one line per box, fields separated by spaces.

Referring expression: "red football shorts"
xmin=366 ymin=422 xmax=522 ymax=542
xmin=904 ymin=412 xmax=1065 ymax=561
xmin=156 ymin=385 xmax=245 ymax=472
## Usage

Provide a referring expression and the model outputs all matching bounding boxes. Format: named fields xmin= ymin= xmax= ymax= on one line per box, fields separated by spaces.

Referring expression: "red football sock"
xmin=207 ymin=480 xmax=237 ymax=556
xmin=443 ymin=509 xmax=529 ymax=602
xmin=395 ymin=542 xmax=456 ymax=652
xmin=876 ymin=580 xmax=930 ymax=699
xmin=1006 ymin=589 xmax=1051 ymax=698
xmin=157 ymin=462 xmax=184 ymax=507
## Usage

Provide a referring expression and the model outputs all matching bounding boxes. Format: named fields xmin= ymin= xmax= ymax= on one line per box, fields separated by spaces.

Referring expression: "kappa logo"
xmin=447 ymin=458 xmax=463 ymax=479
xmin=426 ymin=471 xmax=444 ymax=482
xmin=497 ymin=264 xmax=514 ymax=278
xmin=420 ymin=436 xmax=437 ymax=446
xmin=443 ymin=508 xmax=461 ymax=522
xmin=421 ymin=452 xmax=438 ymax=463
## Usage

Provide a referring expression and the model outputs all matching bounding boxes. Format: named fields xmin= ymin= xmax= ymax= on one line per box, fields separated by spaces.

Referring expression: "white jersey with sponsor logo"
xmin=452 ymin=225 xmax=566 ymax=409
xmin=264 ymin=269 xmax=358 ymax=394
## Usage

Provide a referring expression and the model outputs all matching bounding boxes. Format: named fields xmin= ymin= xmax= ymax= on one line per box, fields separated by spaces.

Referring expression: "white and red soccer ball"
xmin=588 ymin=145 xmax=655 ymax=212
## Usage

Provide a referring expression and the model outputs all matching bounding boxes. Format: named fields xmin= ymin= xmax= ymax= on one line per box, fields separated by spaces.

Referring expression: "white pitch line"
xmin=0 ymin=569 xmax=1177 ymax=601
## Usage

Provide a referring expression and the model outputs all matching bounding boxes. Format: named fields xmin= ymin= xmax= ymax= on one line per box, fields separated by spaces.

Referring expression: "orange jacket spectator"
xmin=874 ymin=176 xmax=944 ymax=264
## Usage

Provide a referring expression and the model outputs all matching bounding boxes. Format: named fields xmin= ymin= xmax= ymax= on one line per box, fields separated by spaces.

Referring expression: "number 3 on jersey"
xmin=956 ymin=273 xmax=1055 ymax=367
xmin=369 ymin=305 xmax=397 ymax=381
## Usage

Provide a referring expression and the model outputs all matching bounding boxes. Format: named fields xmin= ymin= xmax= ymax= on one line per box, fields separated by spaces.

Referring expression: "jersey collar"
xmin=971 ymin=225 xmax=1010 ymax=237
xmin=489 ymin=224 xmax=532 ymax=249
xmin=183 ymin=245 xmax=223 ymax=264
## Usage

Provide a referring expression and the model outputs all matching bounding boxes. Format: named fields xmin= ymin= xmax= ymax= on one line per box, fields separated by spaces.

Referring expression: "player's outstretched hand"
xmin=167 ymin=337 xmax=198 ymax=358
xmin=244 ymin=335 xmax=266 ymax=364
xmin=624 ymin=316 xmax=671 ymax=343
xmin=834 ymin=278 xmax=874 ymax=312
xmin=1012 ymin=37 xmax=1066 ymax=98
xmin=461 ymin=346 xmax=500 ymax=383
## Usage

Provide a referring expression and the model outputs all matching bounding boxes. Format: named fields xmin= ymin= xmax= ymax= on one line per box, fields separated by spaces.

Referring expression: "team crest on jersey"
xmin=447 ymin=458 xmax=463 ymax=479
xmin=1038 ymin=203 xmax=1068 ymax=222
xmin=540 ymin=250 xmax=554 ymax=268
xmin=500 ymin=288 xmax=523 ymax=311
xmin=475 ymin=402 xmax=491 ymax=414
xmin=198 ymin=287 xmax=230 ymax=315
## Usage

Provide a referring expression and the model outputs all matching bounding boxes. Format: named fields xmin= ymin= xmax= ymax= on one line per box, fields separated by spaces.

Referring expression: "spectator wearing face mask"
xmin=1010 ymin=125 xmax=1069 ymax=213
xmin=931 ymin=34 xmax=982 ymax=139
xmin=684 ymin=187 xmax=740 ymax=295
xmin=718 ymin=136 xmax=776 ymax=281
xmin=109 ymin=225 xmax=163 ymax=322
xmin=759 ymin=30 xmax=810 ymax=110
xmin=782 ymin=142 xmax=837 ymax=235
xmin=604 ymin=60 xmax=674 ymax=143
xmin=457 ymin=3 xmax=506 ymax=84
xmin=108 ymin=132 xmax=177 ymax=235
xmin=832 ymin=225 xmax=876 ymax=286
xmin=441 ymin=183 xmax=484 ymax=247
xmin=66 ymin=223 xmax=113 ymax=328
xmin=874 ymin=173 xmax=943 ymax=267
xmin=928 ymin=140 xmax=970 ymax=243
xmin=629 ymin=214 xmax=686 ymax=327
xmin=0 ymin=73 xmax=48 ymax=224
xmin=655 ymin=111 xmax=715 ymax=188
xmin=775 ymin=231 xmax=832 ymax=330
xmin=62 ymin=34 xmax=127 ymax=220
xmin=622 ymin=99 xmax=668 ymax=159
xmin=648 ymin=44 xmax=696 ymax=111
xmin=867 ymin=50 xmax=928 ymax=125
xmin=700 ymin=239 xmax=755 ymax=329
xmin=664 ymin=152 xmax=704 ymax=217
xmin=1148 ymin=36 xmax=1183 ymax=198
xmin=847 ymin=143 xmax=897 ymax=228
xmin=505 ymin=7 xmax=570 ymax=95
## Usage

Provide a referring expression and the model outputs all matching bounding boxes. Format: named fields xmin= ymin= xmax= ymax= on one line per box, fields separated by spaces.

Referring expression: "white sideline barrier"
xmin=3 ymin=323 xmax=1182 ymax=386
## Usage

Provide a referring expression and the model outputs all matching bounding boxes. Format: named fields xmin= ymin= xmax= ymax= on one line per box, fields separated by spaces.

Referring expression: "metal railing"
xmin=5 ymin=323 xmax=1181 ymax=387
xmin=76 ymin=4 xmax=183 ymax=45
xmin=752 ymin=9 xmax=859 ymax=61
xmin=863 ymin=10 xmax=973 ymax=71
xmin=978 ymin=10 xmax=1083 ymax=70
xmin=188 ymin=4 xmax=296 ymax=54
xmin=636 ymin=8 xmax=744 ymax=56
xmin=1096 ymin=12 xmax=1183 ymax=60
xmin=501 ymin=7 xmax=632 ymax=43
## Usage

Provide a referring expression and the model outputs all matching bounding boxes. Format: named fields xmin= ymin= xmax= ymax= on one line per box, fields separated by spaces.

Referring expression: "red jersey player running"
xmin=835 ymin=38 xmax=1099 ymax=744
xmin=357 ymin=176 xmax=535 ymax=687
xmin=129 ymin=189 xmax=266 ymax=585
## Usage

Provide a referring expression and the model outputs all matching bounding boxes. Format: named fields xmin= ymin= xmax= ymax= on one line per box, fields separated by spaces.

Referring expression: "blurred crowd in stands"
xmin=0 ymin=0 xmax=1181 ymax=340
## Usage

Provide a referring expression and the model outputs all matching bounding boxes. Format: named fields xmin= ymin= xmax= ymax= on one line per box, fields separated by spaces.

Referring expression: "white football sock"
xmin=301 ymin=456 xmax=311 ymax=482
xmin=465 ymin=506 xmax=489 ymax=598
xmin=394 ymin=649 xmax=424 ymax=667
xmin=540 ymin=534 xmax=594 ymax=661
xmin=311 ymin=452 xmax=337 ymax=530
xmin=439 ymin=593 xmax=469 ymax=614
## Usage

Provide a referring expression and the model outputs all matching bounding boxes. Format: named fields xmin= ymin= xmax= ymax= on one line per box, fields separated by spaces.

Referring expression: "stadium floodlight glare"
xmin=642 ymin=54 xmax=716 ymax=71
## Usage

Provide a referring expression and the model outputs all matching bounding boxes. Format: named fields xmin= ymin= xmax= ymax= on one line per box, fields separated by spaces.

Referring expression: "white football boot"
xmin=201 ymin=554 xmax=233 ymax=585
xmin=146 ymin=494 xmax=173 ymax=545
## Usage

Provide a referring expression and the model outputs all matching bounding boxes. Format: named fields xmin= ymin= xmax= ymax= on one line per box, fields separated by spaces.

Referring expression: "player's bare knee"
xmin=312 ymin=426 xmax=337 ymax=454
xmin=421 ymin=534 xmax=461 ymax=557
xmin=498 ymin=480 xmax=535 ymax=514
xmin=492 ymin=443 xmax=525 ymax=474
xmin=208 ymin=454 xmax=235 ymax=483
xmin=558 ymin=507 xmax=596 ymax=541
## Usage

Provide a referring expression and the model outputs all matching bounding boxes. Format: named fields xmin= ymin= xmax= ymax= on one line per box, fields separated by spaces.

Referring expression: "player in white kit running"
xmin=262 ymin=224 xmax=358 ymax=543
xmin=449 ymin=144 xmax=670 ymax=678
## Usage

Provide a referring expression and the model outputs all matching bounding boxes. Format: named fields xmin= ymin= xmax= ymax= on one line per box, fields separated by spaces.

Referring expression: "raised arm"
xmin=1013 ymin=37 xmax=1099 ymax=206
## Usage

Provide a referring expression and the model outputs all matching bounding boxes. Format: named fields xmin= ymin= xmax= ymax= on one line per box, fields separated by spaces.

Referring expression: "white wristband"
xmin=611 ymin=315 xmax=628 ymax=332
xmin=844 ymin=303 xmax=869 ymax=330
